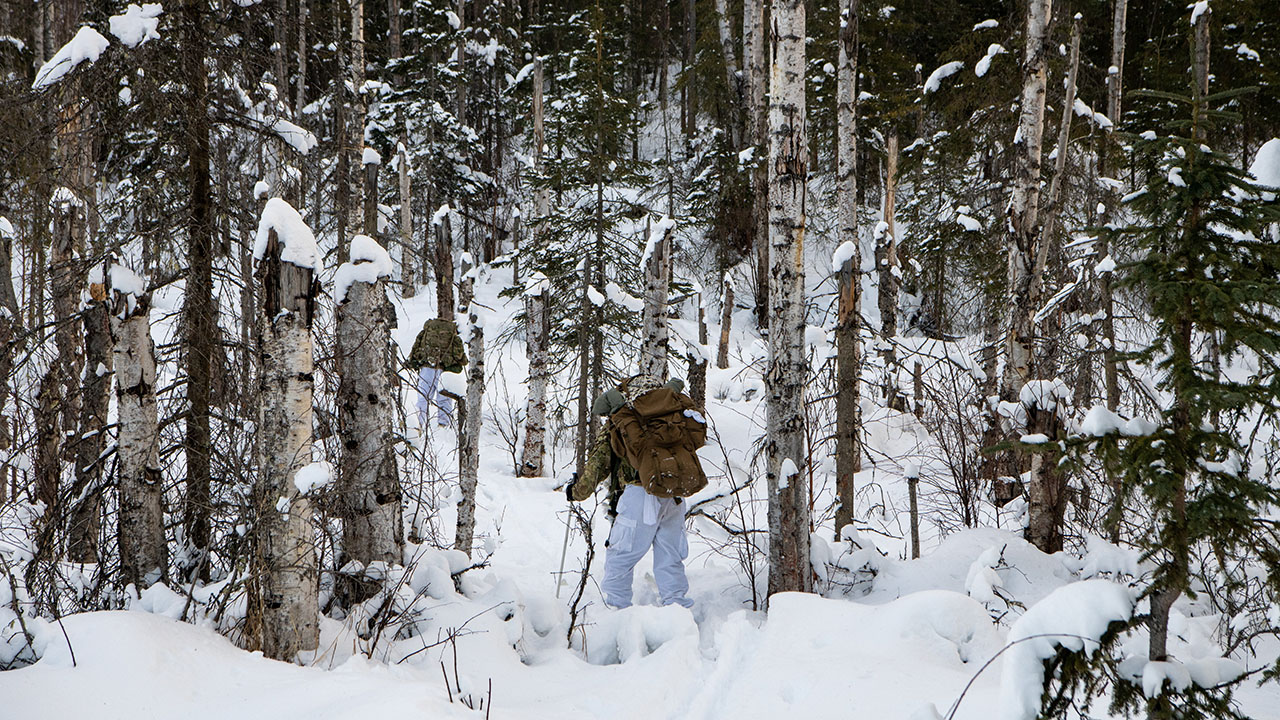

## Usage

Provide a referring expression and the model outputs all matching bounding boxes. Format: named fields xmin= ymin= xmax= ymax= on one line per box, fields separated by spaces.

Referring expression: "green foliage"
xmin=520 ymin=1 xmax=650 ymax=366
xmin=1049 ymin=76 xmax=1280 ymax=718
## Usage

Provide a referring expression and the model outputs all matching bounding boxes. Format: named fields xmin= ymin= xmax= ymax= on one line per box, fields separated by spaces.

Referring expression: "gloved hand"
xmin=564 ymin=472 xmax=579 ymax=502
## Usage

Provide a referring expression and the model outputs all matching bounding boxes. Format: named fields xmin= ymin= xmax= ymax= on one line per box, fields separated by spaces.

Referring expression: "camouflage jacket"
xmin=570 ymin=421 xmax=639 ymax=502
xmin=407 ymin=318 xmax=467 ymax=373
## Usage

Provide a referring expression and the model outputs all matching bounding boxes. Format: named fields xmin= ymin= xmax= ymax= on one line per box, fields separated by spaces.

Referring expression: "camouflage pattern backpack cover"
xmin=608 ymin=385 xmax=708 ymax=498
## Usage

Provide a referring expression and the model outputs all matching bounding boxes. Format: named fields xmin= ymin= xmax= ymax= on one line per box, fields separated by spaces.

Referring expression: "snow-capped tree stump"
xmin=520 ymin=273 xmax=550 ymax=478
xmin=335 ymin=235 xmax=403 ymax=605
xmin=639 ymin=218 xmax=673 ymax=380
xmin=252 ymin=199 xmax=320 ymax=662
xmin=456 ymin=254 xmax=484 ymax=557
xmin=112 ymin=266 xmax=165 ymax=589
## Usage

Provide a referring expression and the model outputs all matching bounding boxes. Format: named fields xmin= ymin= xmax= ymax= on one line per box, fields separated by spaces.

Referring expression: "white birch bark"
xmin=877 ymin=134 xmax=902 ymax=410
xmin=113 ymin=279 xmax=165 ymax=588
xmin=834 ymin=0 xmax=862 ymax=539
xmin=398 ymin=137 xmax=413 ymax=295
xmin=255 ymin=227 xmax=319 ymax=662
xmin=519 ymin=273 xmax=549 ymax=478
xmin=1004 ymin=0 xmax=1056 ymax=553
xmin=1002 ymin=0 xmax=1051 ymax=398
xmin=455 ymin=256 xmax=484 ymax=556
xmin=639 ymin=219 xmax=672 ymax=380
xmin=715 ymin=0 xmax=741 ymax=147
xmin=766 ymin=0 xmax=812 ymax=600
xmin=336 ymin=242 xmax=402 ymax=603
xmin=532 ymin=59 xmax=549 ymax=224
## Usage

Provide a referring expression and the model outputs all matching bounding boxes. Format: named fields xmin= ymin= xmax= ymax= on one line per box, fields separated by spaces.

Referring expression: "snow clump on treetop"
xmin=253 ymin=198 xmax=320 ymax=270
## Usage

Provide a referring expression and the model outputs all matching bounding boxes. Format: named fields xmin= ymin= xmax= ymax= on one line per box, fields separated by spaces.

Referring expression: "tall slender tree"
xmin=766 ymin=0 xmax=812 ymax=599
xmin=833 ymin=0 xmax=862 ymax=539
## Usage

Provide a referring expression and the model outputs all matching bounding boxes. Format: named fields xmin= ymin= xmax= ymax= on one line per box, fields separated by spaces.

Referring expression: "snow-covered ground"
xmin=3 ymin=263 xmax=1278 ymax=720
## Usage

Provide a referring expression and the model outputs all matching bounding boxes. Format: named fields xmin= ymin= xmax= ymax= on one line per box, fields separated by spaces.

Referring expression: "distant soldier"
xmin=407 ymin=318 xmax=467 ymax=428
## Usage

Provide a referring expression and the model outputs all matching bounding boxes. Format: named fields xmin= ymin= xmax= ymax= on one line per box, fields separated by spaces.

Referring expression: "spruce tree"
xmin=1043 ymin=49 xmax=1280 ymax=720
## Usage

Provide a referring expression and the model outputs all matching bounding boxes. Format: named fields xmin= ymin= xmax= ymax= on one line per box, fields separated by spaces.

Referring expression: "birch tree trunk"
xmin=519 ymin=274 xmax=549 ymax=478
xmin=114 ymin=278 xmax=165 ymax=589
xmin=397 ymin=136 xmax=413 ymax=295
xmin=877 ymin=133 xmax=902 ymax=410
xmin=1004 ymin=0 xmax=1054 ymax=553
xmin=716 ymin=274 xmax=733 ymax=369
xmin=639 ymin=220 xmax=672 ymax=380
xmin=833 ymin=0 xmax=862 ymax=540
xmin=714 ymin=0 xmax=741 ymax=147
xmin=254 ymin=223 xmax=319 ymax=662
xmin=1002 ymin=0 xmax=1051 ymax=397
xmin=68 ymin=277 xmax=112 ymax=562
xmin=689 ymin=288 xmax=708 ymax=408
xmin=336 ymin=240 xmax=402 ymax=605
xmin=745 ymin=0 xmax=769 ymax=331
xmin=766 ymin=0 xmax=812 ymax=600
xmin=520 ymin=59 xmax=550 ymax=479
xmin=456 ymin=256 xmax=484 ymax=556
xmin=350 ymin=0 xmax=367 ymax=241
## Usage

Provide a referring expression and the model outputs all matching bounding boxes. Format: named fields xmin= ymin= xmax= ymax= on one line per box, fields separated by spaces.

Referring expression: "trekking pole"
xmin=555 ymin=504 xmax=573 ymax=599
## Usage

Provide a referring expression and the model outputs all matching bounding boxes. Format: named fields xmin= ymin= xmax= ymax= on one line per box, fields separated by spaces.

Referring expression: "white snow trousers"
xmin=600 ymin=484 xmax=693 ymax=609
xmin=415 ymin=366 xmax=454 ymax=426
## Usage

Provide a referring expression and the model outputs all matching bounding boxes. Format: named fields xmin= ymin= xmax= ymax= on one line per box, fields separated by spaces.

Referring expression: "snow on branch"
xmin=923 ymin=61 xmax=964 ymax=94
xmin=999 ymin=580 xmax=1134 ymax=720
xmin=33 ymin=26 xmax=109 ymax=89
xmin=108 ymin=4 xmax=163 ymax=48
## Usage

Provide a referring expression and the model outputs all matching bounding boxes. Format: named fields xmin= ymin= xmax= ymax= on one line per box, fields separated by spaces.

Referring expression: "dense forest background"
xmin=2 ymin=0 xmax=1280 ymax=716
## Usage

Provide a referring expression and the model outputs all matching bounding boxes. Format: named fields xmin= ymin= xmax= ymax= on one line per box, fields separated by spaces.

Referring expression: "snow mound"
xmin=999 ymin=580 xmax=1134 ymax=720
xmin=33 ymin=26 xmax=109 ymax=89
xmin=294 ymin=461 xmax=333 ymax=495
xmin=1249 ymin=138 xmax=1280 ymax=190
xmin=0 ymin=611 xmax=457 ymax=719
xmin=335 ymin=235 xmax=393 ymax=303
xmin=582 ymin=604 xmax=697 ymax=666
xmin=1019 ymin=379 xmax=1070 ymax=412
xmin=253 ymin=197 xmax=320 ymax=270
xmin=708 ymin=592 xmax=1002 ymax=720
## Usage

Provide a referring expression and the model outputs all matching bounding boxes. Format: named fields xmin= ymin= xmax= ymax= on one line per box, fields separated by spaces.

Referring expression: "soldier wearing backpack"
xmin=406 ymin=317 xmax=467 ymax=428
xmin=565 ymin=374 xmax=708 ymax=610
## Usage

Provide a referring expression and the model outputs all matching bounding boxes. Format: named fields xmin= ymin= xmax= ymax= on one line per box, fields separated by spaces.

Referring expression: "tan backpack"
xmin=609 ymin=387 xmax=708 ymax=498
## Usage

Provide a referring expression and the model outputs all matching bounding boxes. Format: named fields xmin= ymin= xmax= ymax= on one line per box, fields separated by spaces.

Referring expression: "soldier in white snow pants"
xmin=599 ymin=484 xmax=693 ymax=609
